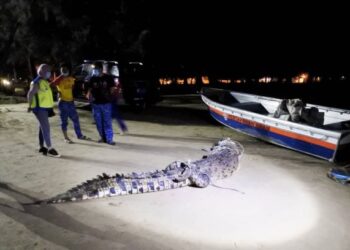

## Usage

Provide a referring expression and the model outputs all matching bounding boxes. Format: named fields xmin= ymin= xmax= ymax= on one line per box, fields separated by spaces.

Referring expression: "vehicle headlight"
xmin=1 ymin=79 xmax=11 ymax=86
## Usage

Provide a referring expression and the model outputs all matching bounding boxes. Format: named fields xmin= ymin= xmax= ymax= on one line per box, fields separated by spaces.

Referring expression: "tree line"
xmin=0 ymin=0 xmax=152 ymax=78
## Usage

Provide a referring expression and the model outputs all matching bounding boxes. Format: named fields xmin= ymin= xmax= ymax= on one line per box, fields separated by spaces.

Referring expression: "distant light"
xmin=176 ymin=78 xmax=185 ymax=85
xmin=300 ymin=73 xmax=308 ymax=79
xmin=312 ymin=76 xmax=321 ymax=83
xmin=340 ymin=75 xmax=346 ymax=80
xmin=129 ymin=61 xmax=143 ymax=66
xmin=218 ymin=79 xmax=231 ymax=84
xmin=159 ymin=78 xmax=173 ymax=85
xmin=259 ymin=77 xmax=272 ymax=83
xmin=1 ymin=78 xmax=11 ymax=86
xmin=202 ymin=76 xmax=210 ymax=85
xmin=234 ymin=79 xmax=242 ymax=84
xmin=292 ymin=72 xmax=309 ymax=84
xmin=186 ymin=77 xmax=196 ymax=85
xmin=271 ymin=77 xmax=279 ymax=82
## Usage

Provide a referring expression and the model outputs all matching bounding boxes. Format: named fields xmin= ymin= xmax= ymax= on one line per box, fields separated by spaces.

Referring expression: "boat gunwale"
xmin=201 ymin=95 xmax=344 ymax=140
xmin=204 ymin=87 xmax=350 ymax=115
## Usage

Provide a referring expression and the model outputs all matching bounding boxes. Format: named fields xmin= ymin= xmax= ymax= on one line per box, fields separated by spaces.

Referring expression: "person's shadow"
xmin=0 ymin=182 xmax=161 ymax=249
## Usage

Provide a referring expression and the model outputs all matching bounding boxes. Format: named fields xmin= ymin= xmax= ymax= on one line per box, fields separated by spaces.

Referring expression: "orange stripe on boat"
xmin=209 ymin=106 xmax=336 ymax=150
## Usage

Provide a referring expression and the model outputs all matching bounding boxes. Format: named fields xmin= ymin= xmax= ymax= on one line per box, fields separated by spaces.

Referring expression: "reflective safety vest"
xmin=31 ymin=78 xmax=54 ymax=108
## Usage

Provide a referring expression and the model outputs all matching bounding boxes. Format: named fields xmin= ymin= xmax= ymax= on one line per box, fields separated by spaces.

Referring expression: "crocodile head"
xmin=214 ymin=137 xmax=244 ymax=158
xmin=188 ymin=138 xmax=244 ymax=187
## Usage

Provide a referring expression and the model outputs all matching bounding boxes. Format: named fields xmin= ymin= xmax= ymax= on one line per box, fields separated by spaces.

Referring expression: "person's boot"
xmin=47 ymin=148 xmax=61 ymax=158
xmin=38 ymin=146 xmax=48 ymax=155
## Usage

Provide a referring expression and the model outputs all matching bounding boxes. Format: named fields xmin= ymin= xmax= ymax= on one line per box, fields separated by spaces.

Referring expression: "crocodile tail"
xmin=36 ymin=172 xmax=190 ymax=204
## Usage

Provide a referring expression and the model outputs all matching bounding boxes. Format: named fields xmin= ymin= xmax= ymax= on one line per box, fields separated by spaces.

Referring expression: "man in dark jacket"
xmin=86 ymin=64 xmax=116 ymax=145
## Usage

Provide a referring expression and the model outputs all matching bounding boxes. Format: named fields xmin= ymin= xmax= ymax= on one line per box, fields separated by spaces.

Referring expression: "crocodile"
xmin=35 ymin=138 xmax=244 ymax=204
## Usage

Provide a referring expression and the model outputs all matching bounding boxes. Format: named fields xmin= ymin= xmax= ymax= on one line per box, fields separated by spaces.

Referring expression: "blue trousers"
xmin=92 ymin=103 xmax=113 ymax=143
xmin=112 ymin=102 xmax=127 ymax=132
xmin=58 ymin=100 xmax=83 ymax=138
xmin=34 ymin=110 xmax=51 ymax=148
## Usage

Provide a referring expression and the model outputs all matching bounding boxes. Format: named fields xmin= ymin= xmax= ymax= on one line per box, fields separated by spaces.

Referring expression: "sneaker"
xmin=107 ymin=141 xmax=116 ymax=145
xmin=64 ymin=138 xmax=74 ymax=144
xmin=78 ymin=135 xmax=90 ymax=140
xmin=98 ymin=138 xmax=106 ymax=143
xmin=39 ymin=147 xmax=48 ymax=155
xmin=47 ymin=148 xmax=61 ymax=158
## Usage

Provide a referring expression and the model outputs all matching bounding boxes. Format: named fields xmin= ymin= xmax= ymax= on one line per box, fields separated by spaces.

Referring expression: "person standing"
xmin=27 ymin=64 xmax=60 ymax=157
xmin=51 ymin=64 xmax=89 ymax=143
xmin=111 ymin=82 xmax=128 ymax=135
xmin=86 ymin=63 xmax=116 ymax=145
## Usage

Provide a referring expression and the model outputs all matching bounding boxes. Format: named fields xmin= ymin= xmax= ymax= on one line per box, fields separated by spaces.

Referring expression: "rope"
xmin=210 ymin=184 xmax=245 ymax=194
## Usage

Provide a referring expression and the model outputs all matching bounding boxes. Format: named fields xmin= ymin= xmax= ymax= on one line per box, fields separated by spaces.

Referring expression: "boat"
xmin=201 ymin=87 xmax=350 ymax=163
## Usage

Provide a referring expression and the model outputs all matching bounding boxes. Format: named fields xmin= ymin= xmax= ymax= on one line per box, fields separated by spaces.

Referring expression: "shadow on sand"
xmin=77 ymin=95 xmax=218 ymax=126
xmin=0 ymin=182 xmax=169 ymax=250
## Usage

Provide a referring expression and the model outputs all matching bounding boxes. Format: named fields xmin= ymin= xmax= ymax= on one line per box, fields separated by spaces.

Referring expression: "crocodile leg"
xmin=189 ymin=173 xmax=210 ymax=188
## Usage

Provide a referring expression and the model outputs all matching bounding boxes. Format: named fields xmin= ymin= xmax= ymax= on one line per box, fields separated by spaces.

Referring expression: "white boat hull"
xmin=201 ymin=88 xmax=350 ymax=163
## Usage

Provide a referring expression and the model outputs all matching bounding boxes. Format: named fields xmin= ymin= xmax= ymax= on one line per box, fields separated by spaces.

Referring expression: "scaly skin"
xmin=37 ymin=138 xmax=243 ymax=204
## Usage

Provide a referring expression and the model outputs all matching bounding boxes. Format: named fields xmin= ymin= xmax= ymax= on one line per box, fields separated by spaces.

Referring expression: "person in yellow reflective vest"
xmin=27 ymin=64 xmax=60 ymax=157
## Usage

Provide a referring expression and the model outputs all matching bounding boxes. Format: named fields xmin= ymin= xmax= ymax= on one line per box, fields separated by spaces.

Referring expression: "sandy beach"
xmin=1 ymin=95 xmax=349 ymax=250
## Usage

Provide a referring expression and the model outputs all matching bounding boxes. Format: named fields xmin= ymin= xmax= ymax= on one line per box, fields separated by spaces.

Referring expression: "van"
xmin=72 ymin=60 xmax=160 ymax=109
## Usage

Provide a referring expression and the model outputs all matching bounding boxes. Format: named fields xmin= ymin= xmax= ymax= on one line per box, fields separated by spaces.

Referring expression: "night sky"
xmin=1 ymin=1 xmax=348 ymax=77
xmin=149 ymin=2 xmax=349 ymax=75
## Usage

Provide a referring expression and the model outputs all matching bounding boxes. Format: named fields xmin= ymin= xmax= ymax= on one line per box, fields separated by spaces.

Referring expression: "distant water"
xmin=160 ymin=81 xmax=350 ymax=110
xmin=231 ymin=82 xmax=350 ymax=110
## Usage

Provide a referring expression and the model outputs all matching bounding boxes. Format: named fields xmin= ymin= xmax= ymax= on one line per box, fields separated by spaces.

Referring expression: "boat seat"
xmin=232 ymin=102 xmax=269 ymax=115
xmin=207 ymin=91 xmax=238 ymax=106
xmin=323 ymin=120 xmax=350 ymax=130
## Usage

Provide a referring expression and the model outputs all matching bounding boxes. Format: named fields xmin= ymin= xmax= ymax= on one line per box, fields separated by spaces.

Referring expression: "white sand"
xmin=1 ymin=97 xmax=350 ymax=250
